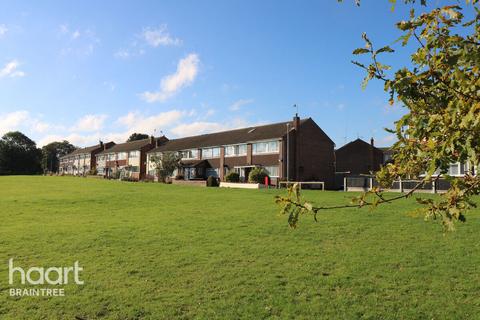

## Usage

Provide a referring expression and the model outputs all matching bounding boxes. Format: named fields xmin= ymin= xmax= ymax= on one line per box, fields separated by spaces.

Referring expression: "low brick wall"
xmin=219 ymin=182 xmax=265 ymax=189
xmin=172 ymin=180 xmax=207 ymax=187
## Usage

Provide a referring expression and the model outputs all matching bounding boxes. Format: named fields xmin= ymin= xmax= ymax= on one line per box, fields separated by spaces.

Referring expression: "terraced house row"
xmin=59 ymin=116 xmax=336 ymax=188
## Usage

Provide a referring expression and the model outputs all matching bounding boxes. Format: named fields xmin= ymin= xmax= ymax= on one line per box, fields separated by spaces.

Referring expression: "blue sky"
xmin=0 ymin=0 xmax=470 ymax=147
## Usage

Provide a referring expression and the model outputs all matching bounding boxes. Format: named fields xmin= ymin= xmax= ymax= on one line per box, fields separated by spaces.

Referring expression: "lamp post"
xmin=286 ymin=123 xmax=290 ymax=182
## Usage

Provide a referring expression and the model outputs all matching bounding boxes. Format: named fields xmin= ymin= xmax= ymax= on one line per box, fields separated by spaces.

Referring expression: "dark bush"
xmin=248 ymin=167 xmax=269 ymax=184
xmin=175 ymin=174 xmax=184 ymax=180
xmin=207 ymin=176 xmax=219 ymax=187
xmin=225 ymin=171 xmax=240 ymax=182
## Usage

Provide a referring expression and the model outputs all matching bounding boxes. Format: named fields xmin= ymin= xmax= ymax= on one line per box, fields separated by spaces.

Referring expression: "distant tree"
xmin=150 ymin=152 xmax=182 ymax=183
xmin=0 ymin=131 xmax=42 ymax=175
xmin=41 ymin=141 xmax=76 ymax=173
xmin=127 ymin=133 xmax=149 ymax=142
xmin=278 ymin=0 xmax=480 ymax=231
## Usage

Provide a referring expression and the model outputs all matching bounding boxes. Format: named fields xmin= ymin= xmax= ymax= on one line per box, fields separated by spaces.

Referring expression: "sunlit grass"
xmin=0 ymin=176 xmax=479 ymax=319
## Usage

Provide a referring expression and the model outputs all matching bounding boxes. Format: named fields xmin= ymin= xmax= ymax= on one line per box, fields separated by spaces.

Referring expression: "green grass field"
xmin=0 ymin=176 xmax=479 ymax=319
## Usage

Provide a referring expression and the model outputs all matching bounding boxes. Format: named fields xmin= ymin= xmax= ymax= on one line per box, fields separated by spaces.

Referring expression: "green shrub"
xmin=207 ymin=176 xmax=219 ymax=187
xmin=225 ymin=171 xmax=240 ymax=182
xmin=248 ymin=167 xmax=269 ymax=184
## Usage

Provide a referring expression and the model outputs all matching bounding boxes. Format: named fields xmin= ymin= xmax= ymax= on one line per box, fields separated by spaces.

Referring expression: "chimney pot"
xmin=370 ymin=138 xmax=374 ymax=146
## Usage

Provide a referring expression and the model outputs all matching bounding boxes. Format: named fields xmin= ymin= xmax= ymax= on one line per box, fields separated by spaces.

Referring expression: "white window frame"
xmin=252 ymin=140 xmax=279 ymax=155
xmin=201 ymin=147 xmax=220 ymax=159
xmin=264 ymin=165 xmax=279 ymax=178
xmin=224 ymin=144 xmax=247 ymax=157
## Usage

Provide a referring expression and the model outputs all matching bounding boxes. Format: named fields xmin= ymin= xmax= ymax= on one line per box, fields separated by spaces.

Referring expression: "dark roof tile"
xmin=148 ymin=119 xmax=307 ymax=153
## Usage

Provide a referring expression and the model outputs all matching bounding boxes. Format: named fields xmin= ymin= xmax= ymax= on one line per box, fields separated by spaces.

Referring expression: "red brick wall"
xmin=335 ymin=139 xmax=384 ymax=174
xmin=291 ymin=119 xmax=336 ymax=189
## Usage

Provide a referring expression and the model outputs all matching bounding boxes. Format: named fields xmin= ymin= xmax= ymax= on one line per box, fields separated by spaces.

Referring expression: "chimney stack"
xmin=293 ymin=114 xmax=300 ymax=131
xmin=150 ymin=135 xmax=155 ymax=145
xmin=99 ymin=140 xmax=104 ymax=149
xmin=370 ymin=138 xmax=374 ymax=147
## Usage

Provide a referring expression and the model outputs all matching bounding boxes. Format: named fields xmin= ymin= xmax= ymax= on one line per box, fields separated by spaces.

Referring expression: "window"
xmin=264 ymin=166 xmax=279 ymax=177
xmin=202 ymin=147 xmax=220 ymax=159
xmin=448 ymin=163 xmax=459 ymax=176
xmin=252 ymin=141 xmax=279 ymax=154
xmin=181 ymin=149 xmax=198 ymax=159
xmin=107 ymin=154 xmax=116 ymax=161
xmin=128 ymin=166 xmax=139 ymax=172
xmin=129 ymin=151 xmax=139 ymax=158
xmin=225 ymin=144 xmax=247 ymax=157
xmin=206 ymin=168 xmax=219 ymax=178
xmin=117 ymin=152 xmax=127 ymax=160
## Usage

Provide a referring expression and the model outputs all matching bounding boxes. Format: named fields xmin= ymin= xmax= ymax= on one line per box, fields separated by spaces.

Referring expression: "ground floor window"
xmin=128 ymin=166 xmax=140 ymax=173
xmin=206 ymin=168 xmax=219 ymax=178
xmin=264 ymin=166 xmax=279 ymax=177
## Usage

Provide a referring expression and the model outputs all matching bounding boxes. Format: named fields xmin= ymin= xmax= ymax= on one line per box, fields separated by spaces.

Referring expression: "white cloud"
xmin=71 ymin=30 xmax=81 ymax=39
xmin=58 ymin=25 xmax=100 ymax=57
xmin=37 ymin=133 xmax=102 ymax=148
xmin=59 ymin=24 xmax=69 ymax=35
xmin=142 ymin=25 xmax=181 ymax=47
xmin=0 ymin=111 xmax=30 ymax=135
xmin=72 ymin=114 xmax=108 ymax=132
xmin=141 ymin=53 xmax=200 ymax=103
xmin=0 ymin=24 xmax=8 ymax=38
xmin=117 ymin=110 xmax=184 ymax=135
xmin=205 ymin=109 xmax=215 ymax=117
xmin=0 ymin=60 xmax=25 ymax=78
xmin=103 ymin=81 xmax=116 ymax=92
xmin=114 ymin=49 xmax=131 ymax=59
xmin=0 ymin=110 xmax=55 ymax=137
xmin=229 ymin=99 xmax=254 ymax=111
xmin=378 ymin=134 xmax=396 ymax=146
xmin=170 ymin=118 xmax=249 ymax=138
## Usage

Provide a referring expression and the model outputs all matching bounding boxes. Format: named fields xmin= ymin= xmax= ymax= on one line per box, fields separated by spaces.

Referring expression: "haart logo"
xmin=7 ymin=258 xmax=84 ymax=297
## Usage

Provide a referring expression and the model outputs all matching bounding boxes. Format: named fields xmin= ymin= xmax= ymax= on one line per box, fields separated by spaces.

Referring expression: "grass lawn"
xmin=0 ymin=176 xmax=479 ymax=319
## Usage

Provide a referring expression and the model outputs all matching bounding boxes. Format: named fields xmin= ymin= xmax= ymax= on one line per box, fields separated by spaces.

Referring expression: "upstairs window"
xmin=129 ymin=151 xmax=140 ymax=158
xmin=252 ymin=141 xmax=279 ymax=154
xmin=225 ymin=144 xmax=247 ymax=157
xmin=117 ymin=152 xmax=127 ymax=160
xmin=180 ymin=149 xmax=198 ymax=159
xmin=202 ymin=147 xmax=220 ymax=159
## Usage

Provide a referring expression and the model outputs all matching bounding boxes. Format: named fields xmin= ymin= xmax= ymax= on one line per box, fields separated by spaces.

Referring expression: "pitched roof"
xmin=148 ymin=119 xmax=308 ymax=153
xmin=336 ymin=138 xmax=383 ymax=153
xmin=60 ymin=143 xmax=104 ymax=158
xmin=97 ymin=138 xmax=155 ymax=154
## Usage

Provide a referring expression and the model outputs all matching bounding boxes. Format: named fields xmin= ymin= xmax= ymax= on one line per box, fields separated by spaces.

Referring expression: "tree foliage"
xmin=248 ymin=167 xmax=269 ymax=184
xmin=278 ymin=0 xmax=480 ymax=231
xmin=150 ymin=152 xmax=182 ymax=183
xmin=0 ymin=131 xmax=42 ymax=175
xmin=41 ymin=140 xmax=76 ymax=173
xmin=127 ymin=133 xmax=150 ymax=142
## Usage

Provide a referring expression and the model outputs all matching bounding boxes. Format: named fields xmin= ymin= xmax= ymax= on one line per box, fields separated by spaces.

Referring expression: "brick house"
xmin=59 ymin=141 xmax=115 ymax=175
xmin=335 ymin=138 xmax=384 ymax=174
xmin=147 ymin=116 xmax=336 ymax=188
xmin=96 ymin=136 xmax=167 ymax=180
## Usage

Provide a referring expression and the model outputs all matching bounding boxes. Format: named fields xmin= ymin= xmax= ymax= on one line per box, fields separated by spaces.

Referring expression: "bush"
xmin=89 ymin=168 xmax=98 ymax=175
xmin=225 ymin=171 xmax=240 ymax=182
xmin=248 ymin=167 xmax=269 ymax=184
xmin=207 ymin=176 xmax=219 ymax=187
xmin=175 ymin=174 xmax=184 ymax=180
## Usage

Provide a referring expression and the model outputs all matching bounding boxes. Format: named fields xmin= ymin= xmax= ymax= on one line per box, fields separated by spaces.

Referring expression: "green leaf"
xmin=353 ymin=48 xmax=370 ymax=55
